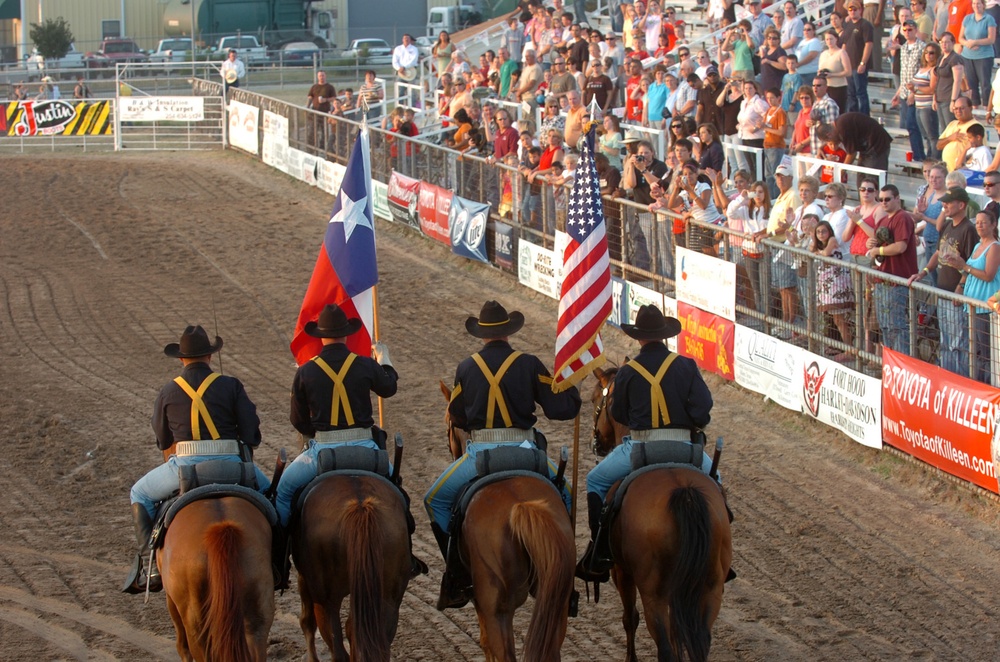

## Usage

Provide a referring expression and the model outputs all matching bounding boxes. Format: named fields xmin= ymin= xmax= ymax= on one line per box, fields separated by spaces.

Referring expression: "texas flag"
xmin=290 ymin=127 xmax=379 ymax=365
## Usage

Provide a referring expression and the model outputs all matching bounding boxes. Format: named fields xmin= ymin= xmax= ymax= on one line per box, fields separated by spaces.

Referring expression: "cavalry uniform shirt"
xmin=448 ymin=340 xmax=581 ymax=430
xmin=610 ymin=342 xmax=712 ymax=430
xmin=290 ymin=343 xmax=398 ymax=436
xmin=152 ymin=362 xmax=261 ymax=450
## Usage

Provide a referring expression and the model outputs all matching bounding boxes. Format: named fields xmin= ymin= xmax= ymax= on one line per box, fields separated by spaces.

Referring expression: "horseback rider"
xmin=576 ymin=304 xmax=719 ymax=583
xmin=424 ymin=300 xmax=581 ymax=609
xmin=273 ymin=303 xmax=425 ymax=587
xmin=123 ymin=325 xmax=271 ymax=594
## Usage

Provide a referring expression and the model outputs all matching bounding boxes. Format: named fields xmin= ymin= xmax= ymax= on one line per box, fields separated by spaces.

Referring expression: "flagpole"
xmin=570 ymin=410 xmax=581 ymax=537
xmin=373 ymin=284 xmax=384 ymax=429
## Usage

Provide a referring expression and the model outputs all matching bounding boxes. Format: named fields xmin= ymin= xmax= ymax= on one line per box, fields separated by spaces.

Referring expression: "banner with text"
xmin=518 ymin=240 xmax=561 ymax=299
xmin=882 ymin=348 xmax=999 ymax=493
xmin=449 ymin=195 xmax=490 ymax=263
xmin=609 ymin=277 xmax=627 ymax=328
xmin=675 ymin=247 xmax=737 ymax=321
xmin=417 ymin=182 xmax=451 ymax=245
xmin=317 ymin=159 xmax=346 ymax=196
xmin=494 ymin=221 xmax=514 ymax=270
xmin=677 ymin=302 xmax=735 ymax=380
xmin=800 ymin=352 xmax=881 ymax=448
xmin=3 ymin=100 xmax=112 ymax=136
xmin=372 ymin=180 xmax=390 ymax=221
xmin=734 ymin=326 xmax=803 ymax=413
xmin=387 ymin=171 xmax=422 ymax=231
xmin=228 ymin=100 xmax=259 ymax=154
xmin=120 ymin=97 xmax=204 ymax=122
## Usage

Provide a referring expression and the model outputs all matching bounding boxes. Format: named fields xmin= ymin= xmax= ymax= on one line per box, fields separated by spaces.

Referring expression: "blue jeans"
xmin=131 ymin=454 xmax=271 ymax=519
xmin=423 ymin=441 xmax=570 ymax=532
xmin=520 ymin=190 xmax=541 ymax=231
xmin=585 ymin=437 xmax=715 ymax=501
xmin=938 ymin=296 xmax=970 ymax=377
xmin=900 ymin=101 xmax=924 ymax=161
xmin=653 ymin=214 xmax=674 ymax=279
xmin=764 ymin=147 xmax=785 ymax=199
xmin=609 ymin=0 xmax=623 ymax=31
xmin=275 ymin=438 xmax=385 ymax=526
xmin=847 ymin=71 xmax=870 ymax=115
xmin=875 ymin=282 xmax=910 ymax=356
xmin=916 ymin=106 xmax=939 ymax=160
xmin=963 ymin=55 xmax=994 ymax=107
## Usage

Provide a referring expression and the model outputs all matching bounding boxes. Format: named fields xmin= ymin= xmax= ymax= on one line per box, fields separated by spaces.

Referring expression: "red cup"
xmin=906 ymin=151 xmax=913 ymax=162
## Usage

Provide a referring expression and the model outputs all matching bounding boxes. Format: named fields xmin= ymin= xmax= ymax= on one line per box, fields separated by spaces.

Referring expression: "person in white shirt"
xmin=392 ymin=34 xmax=420 ymax=79
xmin=220 ymin=50 xmax=246 ymax=91
xmin=964 ymin=124 xmax=993 ymax=171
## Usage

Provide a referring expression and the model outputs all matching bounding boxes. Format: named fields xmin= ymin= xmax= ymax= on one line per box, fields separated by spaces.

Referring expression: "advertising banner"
xmin=262 ymin=110 xmax=288 ymax=141
xmin=3 ymin=100 xmax=112 ymax=136
xmin=262 ymin=136 xmax=287 ymax=172
xmin=626 ymin=281 xmax=664 ymax=325
xmin=800 ymin=353 xmax=881 ymax=448
xmin=518 ymin=240 xmax=561 ymax=299
xmin=734 ymin=325 xmax=803 ymax=413
xmin=609 ymin=277 xmax=627 ymax=328
xmin=449 ymin=195 xmax=490 ymax=263
xmin=285 ymin=148 xmax=304 ymax=181
xmin=372 ymin=180 xmax=390 ymax=221
xmin=676 ymin=302 xmax=735 ymax=381
xmin=882 ymin=348 xmax=1000 ymax=492
xmin=228 ymin=100 xmax=259 ymax=154
xmin=417 ymin=182 xmax=450 ymax=245
xmin=675 ymin=247 xmax=737 ymax=321
xmin=494 ymin=221 xmax=514 ymax=270
xmin=387 ymin=171 xmax=421 ymax=230
xmin=300 ymin=154 xmax=318 ymax=186
xmin=663 ymin=296 xmax=678 ymax=353
xmin=120 ymin=97 xmax=205 ymax=122
xmin=316 ymin=160 xmax=346 ymax=196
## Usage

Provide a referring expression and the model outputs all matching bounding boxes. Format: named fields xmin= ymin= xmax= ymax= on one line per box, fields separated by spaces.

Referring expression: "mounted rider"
xmin=273 ymin=303 xmax=425 ymax=587
xmin=576 ymin=304 xmax=721 ymax=583
xmin=123 ymin=325 xmax=271 ymax=594
xmin=424 ymin=300 xmax=581 ymax=609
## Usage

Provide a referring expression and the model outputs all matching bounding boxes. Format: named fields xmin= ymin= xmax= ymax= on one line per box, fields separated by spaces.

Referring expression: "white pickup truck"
xmin=213 ymin=35 xmax=268 ymax=64
xmin=26 ymin=44 xmax=86 ymax=77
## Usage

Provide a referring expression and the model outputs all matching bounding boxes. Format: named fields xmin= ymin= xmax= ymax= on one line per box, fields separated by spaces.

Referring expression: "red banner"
xmin=386 ymin=171 xmax=421 ymax=230
xmin=417 ymin=182 xmax=451 ymax=245
xmin=881 ymin=348 xmax=1000 ymax=493
xmin=676 ymin=302 xmax=735 ymax=381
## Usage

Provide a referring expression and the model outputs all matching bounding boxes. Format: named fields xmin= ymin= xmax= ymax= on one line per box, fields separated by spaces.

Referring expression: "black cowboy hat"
xmin=164 ymin=325 xmax=224 ymax=358
xmin=621 ymin=305 xmax=682 ymax=340
xmin=465 ymin=300 xmax=525 ymax=338
xmin=304 ymin=303 xmax=363 ymax=338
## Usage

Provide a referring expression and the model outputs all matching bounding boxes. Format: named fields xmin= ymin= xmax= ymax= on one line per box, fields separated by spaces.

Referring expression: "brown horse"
xmin=441 ymin=383 xmax=576 ymax=662
xmin=292 ymin=473 xmax=411 ymax=662
xmin=612 ymin=467 xmax=732 ymax=662
xmin=591 ymin=366 xmax=627 ymax=457
xmin=158 ymin=497 xmax=274 ymax=662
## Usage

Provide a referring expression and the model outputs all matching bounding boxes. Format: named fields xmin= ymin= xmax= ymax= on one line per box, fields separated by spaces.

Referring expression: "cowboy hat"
xmin=164 ymin=325 xmax=224 ymax=358
xmin=622 ymin=129 xmax=644 ymax=144
xmin=304 ymin=304 xmax=363 ymax=338
xmin=465 ymin=300 xmax=524 ymax=338
xmin=621 ymin=305 xmax=682 ymax=340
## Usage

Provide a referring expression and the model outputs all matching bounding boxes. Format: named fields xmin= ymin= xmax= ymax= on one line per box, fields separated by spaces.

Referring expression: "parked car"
xmin=149 ymin=38 xmax=195 ymax=68
xmin=275 ymin=41 xmax=321 ymax=67
xmin=341 ymin=38 xmax=392 ymax=64
xmin=85 ymin=38 xmax=149 ymax=76
xmin=26 ymin=44 xmax=86 ymax=77
xmin=211 ymin=35 xmax=269 ymax=65
xmin=414 ymin=36 xmax=434 ymax=58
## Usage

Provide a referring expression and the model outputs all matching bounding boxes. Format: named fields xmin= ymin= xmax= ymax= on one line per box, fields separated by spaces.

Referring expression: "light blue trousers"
xmin=131 ymin=454 xmax=271 ymax=519
xmin=585 ymin=437 xmax=715 ymax=501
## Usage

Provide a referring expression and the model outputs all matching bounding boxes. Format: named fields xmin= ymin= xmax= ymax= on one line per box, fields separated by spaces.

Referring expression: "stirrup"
xmin=410 ymin=554 xmax=428 ymax=578
xmin=436 ymin=569 xmax=472 ymax=610
xmin=575 ymin=541 xmax=611 ymax=584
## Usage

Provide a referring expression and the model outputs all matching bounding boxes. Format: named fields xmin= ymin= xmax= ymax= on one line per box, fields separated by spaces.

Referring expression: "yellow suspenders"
xmin=626 ymin=354 xmax=680 ymax=427
xmin=173 ymin=373 xmax=222 ymax=440
xmin=312 ymin=354 xmax=357 ymax=427
xmin=469 ymin=351 xmax=522 ymax=428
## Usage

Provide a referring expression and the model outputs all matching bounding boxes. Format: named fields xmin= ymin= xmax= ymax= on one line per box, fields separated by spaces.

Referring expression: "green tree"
xmin=30 ymin=17 xmax=75 ymax=60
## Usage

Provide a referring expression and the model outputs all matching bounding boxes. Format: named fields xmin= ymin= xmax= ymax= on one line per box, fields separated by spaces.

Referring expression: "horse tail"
xmin=665 ymin=485 xmax=714 ymax=662
xmin=510 ymin=499 xmax=574 ymax=662
xmin=344 ymin=496 xmax=391 ymax=662
xmin=201 ymin=522 xmax=253 ymax=662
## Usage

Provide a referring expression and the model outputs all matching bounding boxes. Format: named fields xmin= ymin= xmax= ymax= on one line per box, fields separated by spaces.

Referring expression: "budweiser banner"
xmin=387 ymin=171 xmax=421 ymax=230
xmin=882 ymin=348 xmax=1000 ymax=492
xmin=417 ymin=182 xmax=451 ymax=245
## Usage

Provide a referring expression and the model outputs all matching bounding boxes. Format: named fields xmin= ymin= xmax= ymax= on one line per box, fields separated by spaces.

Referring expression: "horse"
xmin=158 ymin=497 xmax=275 ymax=662
xmin=292 ymin=473 xmax=411 ymax=662
xmin=440 ymin=383 xmax=576 ymax=662
xmin=588 ymin=367 xmax=733 ymax=662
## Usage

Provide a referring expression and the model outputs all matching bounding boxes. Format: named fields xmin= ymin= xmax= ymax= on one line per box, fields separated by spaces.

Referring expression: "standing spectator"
xmin=747 ymin=0 xmax=775 ymax=47
xmin=935 ymin=32 xmax=965 ymax=130
xmin=306 ymin=71 xmax=337 ymax=149
xmin=842 ymin=1 xmax=875 ymax=115
xmin=788 ymin=176 xmax=826 ymax=315
xmin=809 ymin=76 xmax=841 ymax=156
xmin=73 ymin=76 xmax=91 ymax=99
xmin=722 ymin=20 xmax=756 ymax=81
xmin=625 ymin=140 xmax=670 ymax=273
xmin=910 ymin=188 xmax=978 ymax=376
xmin=867 ymin=185 xmax=918 ymax=355
xmin=673 ymin=63 xmax=699 ymax=118
xmin=817 ymin=32 xmax=851 ymax=113
xmin=539 ymin=98 xmax=566 ymax=148
xmin=767 ymin=164 xmax=802 ymax=337
xmin=696 ymin=66 xmax=724 ymax=132
xmin=624 ymin=59 xmax=644 ymax=122
xmin=826 ymin=112 xmax=893 ymax=172
xmin=644 ymin=65 xmax=670 ymax=128
xmin=737 ymin=80 xmax=769 ymax=180
xmin=665 ymin=160 xmax=725 ymax=256
xmin=959 ymin=0 xmax=997 ymax=109
xmin=568 ymin=24 xmax=591 ymax=73
xmin=697 ymin=123 xmax=725 ymax=172
xmin=947 ymin=0 xmax=975 ymax=44
xmin=549 ymin=55 xmax=577 ymax=100
xmin=781 ymin=2 xmax=805 ymax=51
xmin=780 ymin=55 xmax=805 ymax=113
xmin=738 ymin=176 xmax=769 ymax=313
xmin=812 ymin=212 xmax=855 ymax=356
xmin=433 ymin=31 xmax=455 ymax=82
xmin=584 ymin=60 xmax=615 ymax=112
xmin=517 ymin=49 xmax=545 ymax=109
xmin=599 ymin=114 xmax=624 ymax=169
xmin=563 ymin=88 xmax=586 ymax=148
xmin=758 ymin=28 xmax=788 ymax=95
xmin=763 ymin=88 xmax=788 ymax=197
xmin=520 ymin=146 xmax=544 ymax=230
xmin=359 ymin=70 xmax=384 ymax=119
xmin=958 ymin=210 xmax=1000 ymax=383
xmin=862 ymin=0 xmax=887 ymax=72
xmin=795 ymin=22 xmax=824 ymax=80
xmin=983 ymin=170 xmax=1000 ymax=220
xmin=717 ymin=77 xmax=747 ymax=174
xmin=639 ymin=1 xmax=665 ymax=54
xmin=497 ymin=48 xmax=518 ymax=99
xmin=937 ymin=97 xmax=983 ymax=171
xmin=893 ymin=20 xmax=926 ymax=161
xmin=912 ymin=43 xmax=940 ymax=159
xmin=842 ymin=176 xmax=886 ymax=267
xmin=789 ymin=86 xmax=815 ymax=154
xmin=913 ymin=162 xmax=948 ymax=282
xmin=912 ymin=0 xmax=935 ymax=40
xmin=501 ymin=16 xmax=525 ymax=62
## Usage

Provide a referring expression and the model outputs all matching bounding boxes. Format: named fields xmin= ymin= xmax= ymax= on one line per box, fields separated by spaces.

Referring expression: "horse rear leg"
xmin=316 ymin=600 xmax=349 ymax=662
xmin=615 ymin=568 xmax=640 ymax=662
xmin=474 ymin=604 xmax=516 ymax=662
xmin=166 ymin=594 xmax=194 ymax=662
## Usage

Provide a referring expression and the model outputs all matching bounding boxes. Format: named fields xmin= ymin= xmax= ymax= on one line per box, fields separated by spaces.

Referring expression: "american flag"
xmin=552 ymin=125 xmax=612 ymax=392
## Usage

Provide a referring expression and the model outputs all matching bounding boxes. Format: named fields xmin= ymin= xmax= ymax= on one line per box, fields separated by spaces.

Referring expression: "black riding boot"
xmin=121 ymin=503 xmax=162 ymax=594
xmin=401 ymin=491 xmax=428 ymax=578
xmin=430 ymin=522 xmax=472 ymax=611
xmin=575 ymin=492 xmax=612 ymax=583
xmin=272 ymin=525 xmax=291 ymax=591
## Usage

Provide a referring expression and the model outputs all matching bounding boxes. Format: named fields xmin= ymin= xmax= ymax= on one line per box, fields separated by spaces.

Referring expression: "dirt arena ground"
xmin=2 ymin=151 xmax=1000 ymax=661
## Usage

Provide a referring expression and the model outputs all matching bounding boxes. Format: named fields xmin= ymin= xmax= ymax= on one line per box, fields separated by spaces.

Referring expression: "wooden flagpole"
xmin=373 ymin=285 xmax=384 ymax=429
xmin=570 ymin=411 xmax=581 ymax=537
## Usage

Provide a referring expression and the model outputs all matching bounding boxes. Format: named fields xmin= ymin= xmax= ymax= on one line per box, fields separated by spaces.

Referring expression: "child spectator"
xmin=780 ymin=54 xmax=804 ymax=113
xmin=964 ymin=124 xmax=993 ymax=172
xmin=763 ymin=88 xmax=789 ymax=198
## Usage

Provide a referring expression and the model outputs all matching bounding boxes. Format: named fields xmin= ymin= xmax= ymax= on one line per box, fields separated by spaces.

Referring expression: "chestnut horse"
xmin=158 ymin=497 xmax=274 ymax=662
xmin=441 ymin=383 xmax=575 ymax=662
xmin=589 ymin=367 xmax=733 ymax=662
xmin=292 ymin=473 xmax=411 ymax=662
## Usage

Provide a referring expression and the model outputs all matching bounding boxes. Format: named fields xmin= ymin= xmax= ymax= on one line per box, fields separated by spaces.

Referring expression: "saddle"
xmin=292 ymin=445 xmax=403 ymax=524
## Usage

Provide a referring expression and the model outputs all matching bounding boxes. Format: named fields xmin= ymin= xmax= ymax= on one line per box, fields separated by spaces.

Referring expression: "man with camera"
xmin=865 ymin=185 xmax=918 ymax=356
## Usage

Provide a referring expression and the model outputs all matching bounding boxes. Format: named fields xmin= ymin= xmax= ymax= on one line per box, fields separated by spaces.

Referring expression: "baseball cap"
xmin=941 ymin=187 xmax=970 ymax=204
xmin=775 ymin=164 xmax=793 ymax=177
xmin=706 ymin=65 xmax=719 ymax=75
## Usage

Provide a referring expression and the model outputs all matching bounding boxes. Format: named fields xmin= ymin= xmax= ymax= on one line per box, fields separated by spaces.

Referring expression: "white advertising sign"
xmin=674 ymin=246 xmax=737 ymax=321
xmin=626 ymin=281 xmax=664 ymax=325
xmin=262 ymin=110 xmax=288 ymax=141
xmin=317 ymin=160 xmax=346 ymax=195
xmin=284 ymin=147 xmax=303 ymax=180
xmin=119 ymin=96 xmax=205 ymax=122
xmin=261 ymin=136 xmax=287 ymax=172
xmin=518 ymin=240 xmax=561 ymax=299
xmin=799 ymin=352 xmax=883 ymax=449
xmin=228 ymin=100 xmax=259 ymax=154
xmin=733 ymin=325 xmax=803 ymax=413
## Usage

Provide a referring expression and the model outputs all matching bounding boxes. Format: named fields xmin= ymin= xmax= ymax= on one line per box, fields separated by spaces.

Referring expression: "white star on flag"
xmin=329 ymin=189 xmax=372 ymax=243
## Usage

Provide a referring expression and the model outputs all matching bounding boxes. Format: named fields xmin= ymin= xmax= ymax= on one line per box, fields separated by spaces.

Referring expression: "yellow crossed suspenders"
xmin=173 ymin=373 xmax=222 ymax=440
xmin=626 ymin=354 xmax=680 ymax=427
xmin=312 ymin=354 xmax=358 ymax=427
xmin=469 ymin=351 xmax=523 ymax=428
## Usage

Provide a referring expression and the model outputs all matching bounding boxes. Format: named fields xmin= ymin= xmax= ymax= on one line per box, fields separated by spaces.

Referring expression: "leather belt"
xmin=629 ymin=428 xmax=692 ymax=442
xmin=470 ymin=428 xmax=534 ymax=443
xmin=174 ymin=439 xmax=241 ymax=457
xmin=314 ymin=428 xmax=373 ymax=443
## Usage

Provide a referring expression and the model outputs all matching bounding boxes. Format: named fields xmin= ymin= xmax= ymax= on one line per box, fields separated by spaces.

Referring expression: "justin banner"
xmin=799 ymin=352 xmax=881 ymax=448
xmin=676 ymin=302 xmax=735 ymax=380
xmin=4 ymin=100 xmax=112 ymax=136
xmin=417 ymin=182 xmax=450 ymax=245
xmin=449 ymin=195 xmax=490 ymax=263
xmin=882 ymin=348 xmax=1000 ymax=493
xmin=387 ymin=171 xmax=422 ymax=231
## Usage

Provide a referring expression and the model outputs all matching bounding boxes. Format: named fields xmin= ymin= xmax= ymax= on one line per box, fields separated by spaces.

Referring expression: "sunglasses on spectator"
xmin=879 ymin=197 xmax=895 ymax=202
xmin=824 ymin=194 xmax=838 ymax=198
xmin=671 ymin=123 xmax=682 ymax=128
xmin=859 ymin=186 xmax=876 ymax=192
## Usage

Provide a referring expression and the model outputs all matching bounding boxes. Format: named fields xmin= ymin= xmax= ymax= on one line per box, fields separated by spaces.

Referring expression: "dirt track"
xmin=1 ymin=152 xmax=999 ymax=661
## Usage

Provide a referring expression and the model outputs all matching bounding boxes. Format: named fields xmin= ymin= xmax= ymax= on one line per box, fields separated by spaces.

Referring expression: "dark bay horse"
xmin=441 ymin=383 xmax=576 ymax=662
xmin=589 ymin=367 xmax=733 ymax=662
xmin=159 ymin=497 xmax=274 ymax=662
xmin=292 ymin=473 xmax=411 ymax=662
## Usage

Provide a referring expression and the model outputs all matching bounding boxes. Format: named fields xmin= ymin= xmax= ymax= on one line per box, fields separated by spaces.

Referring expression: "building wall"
xmin=25 ymin=0 xmax=167 ymax=52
